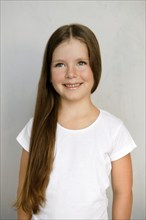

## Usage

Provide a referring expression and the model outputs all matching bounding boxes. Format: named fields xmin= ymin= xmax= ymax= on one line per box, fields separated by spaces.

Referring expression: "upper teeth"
xmin=65 ymin=83 xmax=81 ymax=88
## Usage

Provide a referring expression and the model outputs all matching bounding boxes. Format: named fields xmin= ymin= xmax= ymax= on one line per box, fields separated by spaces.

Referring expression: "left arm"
xmin=111 ymin=153 xmax=133 ymax=220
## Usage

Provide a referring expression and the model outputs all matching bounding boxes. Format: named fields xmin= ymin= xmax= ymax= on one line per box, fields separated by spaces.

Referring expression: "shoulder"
xmin=27 ymin=117 xmax=34 ymax=130
xmin=24 ymin=117 xmax=33 ymax=127
xmin=22 ymin=117 xmax=34 ymax=136
xmin=99 ymin=109 xmax=123 ymax=130
xmin=16 ymin=117 xmax=34 ymax=152
xmin=99 ymin=110 xmax=137 ymax=160
xmin=98 ymin=109 xmax=126 ymax=143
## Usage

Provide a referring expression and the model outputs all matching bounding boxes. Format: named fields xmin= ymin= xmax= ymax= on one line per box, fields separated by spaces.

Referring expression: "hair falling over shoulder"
xmin=14 ymin=23 xmax=102 ymax=214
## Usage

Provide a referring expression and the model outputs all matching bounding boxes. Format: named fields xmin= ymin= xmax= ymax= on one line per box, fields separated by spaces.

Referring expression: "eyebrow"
xmin=51 ymin=58 xmax=89 ymax=63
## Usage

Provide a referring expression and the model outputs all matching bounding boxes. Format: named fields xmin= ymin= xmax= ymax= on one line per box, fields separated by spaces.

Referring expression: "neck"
xmin=57 ymin=97 xmax=100 ymax=130
xmin=58 ymin=97 xmax=96 ymax=119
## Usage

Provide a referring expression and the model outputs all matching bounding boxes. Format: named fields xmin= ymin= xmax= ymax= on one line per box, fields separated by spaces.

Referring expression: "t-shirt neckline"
xmin=57 ymin=109 xmax=102 ymax=132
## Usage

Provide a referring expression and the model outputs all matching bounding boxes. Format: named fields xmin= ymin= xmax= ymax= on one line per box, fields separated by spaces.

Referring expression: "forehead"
xmin=52 ymin=38 xmax=89 ymax=60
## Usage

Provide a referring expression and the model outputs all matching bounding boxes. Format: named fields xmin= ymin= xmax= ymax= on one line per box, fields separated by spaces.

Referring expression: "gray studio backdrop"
xmin=1 ymin=1 xmax=145 ymax=219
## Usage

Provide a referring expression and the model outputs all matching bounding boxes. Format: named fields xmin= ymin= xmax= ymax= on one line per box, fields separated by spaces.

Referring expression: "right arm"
xmin=17 ymin=149 xmax=32 ymax=220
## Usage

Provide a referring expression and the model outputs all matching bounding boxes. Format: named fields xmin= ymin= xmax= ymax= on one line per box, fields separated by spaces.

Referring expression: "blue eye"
xmin=78 ymin=61 xmax=87 ymax=66
xmin=55 ymin=63 xmax=65 ymax=67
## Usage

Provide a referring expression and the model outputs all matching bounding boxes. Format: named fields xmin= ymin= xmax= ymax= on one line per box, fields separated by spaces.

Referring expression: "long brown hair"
xmin=15 ymin=23 xmax=102 ymax=214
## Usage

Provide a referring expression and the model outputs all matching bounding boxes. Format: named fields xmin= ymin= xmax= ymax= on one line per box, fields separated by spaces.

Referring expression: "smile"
xmin=63 ymin=83 xmax=83 ymax=89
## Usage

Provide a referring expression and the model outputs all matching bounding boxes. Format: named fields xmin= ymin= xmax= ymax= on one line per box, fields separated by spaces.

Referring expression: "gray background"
xmin=1 ymin=1 xmax=145 ymax=219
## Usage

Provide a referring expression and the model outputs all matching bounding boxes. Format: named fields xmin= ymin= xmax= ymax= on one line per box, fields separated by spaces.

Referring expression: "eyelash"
xmin=55 ymin=63 xmax=65 ymax=68
xmin=78 ymin=61 xmax=87 ymax=66
xmin=54 ymin=61 xmax=87 ymax=68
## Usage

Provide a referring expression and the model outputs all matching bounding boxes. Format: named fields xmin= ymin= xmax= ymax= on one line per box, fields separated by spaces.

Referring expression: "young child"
xmin=15 ymin=24 xmax=137 ymax=219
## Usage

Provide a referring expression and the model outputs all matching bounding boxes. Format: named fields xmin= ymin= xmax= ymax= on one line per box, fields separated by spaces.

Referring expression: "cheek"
xmin=51 ymin=71 xmax=62 ymax=83
xmin=84 ymin=69 xmax=94 ymax=84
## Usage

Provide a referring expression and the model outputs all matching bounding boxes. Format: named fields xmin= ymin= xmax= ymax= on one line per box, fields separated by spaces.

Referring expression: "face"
xmin=51 ymin=38 xmax=94 ymax=103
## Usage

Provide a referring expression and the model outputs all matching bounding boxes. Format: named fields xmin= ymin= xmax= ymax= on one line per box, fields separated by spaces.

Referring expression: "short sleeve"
xmin=16 ymin=118 xmax=33 ymax=152
xmin=110 ymin=122 xmax=137 ymax=161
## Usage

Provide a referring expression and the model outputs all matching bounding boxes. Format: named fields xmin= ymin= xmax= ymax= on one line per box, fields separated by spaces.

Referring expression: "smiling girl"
xmin=14 ymin=24 xmax=137 ymax=219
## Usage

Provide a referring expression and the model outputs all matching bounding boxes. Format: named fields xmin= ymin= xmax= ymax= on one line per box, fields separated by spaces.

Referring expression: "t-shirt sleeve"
xmin=16 ymin=118 xmax=33 ymax=152
xmin=110 ymin=122 xmax=137 ymax=161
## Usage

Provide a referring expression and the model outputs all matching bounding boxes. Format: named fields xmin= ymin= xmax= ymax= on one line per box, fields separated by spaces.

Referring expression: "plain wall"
xmin=1 ymin=1 xmax=145 ymax=219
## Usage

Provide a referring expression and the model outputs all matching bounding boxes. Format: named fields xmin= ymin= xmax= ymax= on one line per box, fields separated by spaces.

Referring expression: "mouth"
xmin=63 ymin=83 xmax=83 ymax=89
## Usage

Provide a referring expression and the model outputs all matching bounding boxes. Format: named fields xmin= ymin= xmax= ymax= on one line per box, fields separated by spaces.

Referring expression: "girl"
xmin=15 ymin=24 xmax=137 ymax=219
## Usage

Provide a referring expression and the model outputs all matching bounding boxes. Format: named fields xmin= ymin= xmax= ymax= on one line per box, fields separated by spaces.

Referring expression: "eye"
xmin=55 ymin=63 xmax=65 ymax=68
xmin=77 ymin=61 xmax=87 ymax=66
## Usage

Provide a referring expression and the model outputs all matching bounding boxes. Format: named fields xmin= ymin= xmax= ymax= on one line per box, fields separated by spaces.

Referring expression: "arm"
xmin=111 ymin=153 xmax=133 ymax=220
xmin=17 ymin=149 xmax=32 ymax=220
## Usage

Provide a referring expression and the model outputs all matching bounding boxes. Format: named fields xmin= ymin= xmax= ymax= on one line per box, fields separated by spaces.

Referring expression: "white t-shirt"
xmin=16 ymin=109 xmax=137 ymax=219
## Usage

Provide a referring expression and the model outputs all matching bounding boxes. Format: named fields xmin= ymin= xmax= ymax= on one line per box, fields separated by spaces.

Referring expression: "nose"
xmin=65 ymin=65 xmax=77 ymax=79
